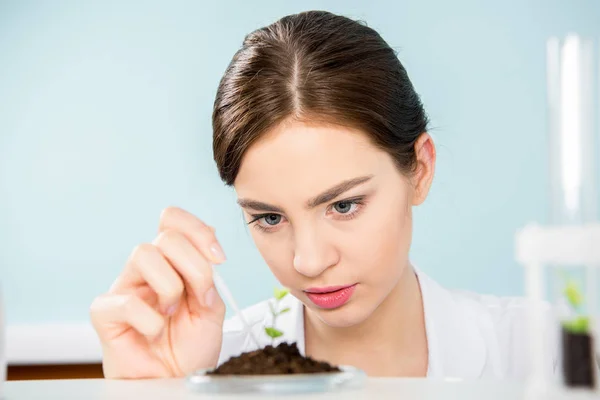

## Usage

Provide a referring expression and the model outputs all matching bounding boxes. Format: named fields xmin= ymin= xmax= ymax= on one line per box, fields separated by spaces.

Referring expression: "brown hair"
xmin=212 ymin=10 xmax=429 ymax=186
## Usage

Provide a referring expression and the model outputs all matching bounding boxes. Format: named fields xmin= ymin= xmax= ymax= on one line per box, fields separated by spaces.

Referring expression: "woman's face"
xmin=233 ymin=119 xmax=435 ymax=328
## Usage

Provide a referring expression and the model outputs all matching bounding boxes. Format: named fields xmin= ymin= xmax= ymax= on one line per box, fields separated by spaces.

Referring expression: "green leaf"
xmin=265 ymin=327 xmax=284 ymax=338
xmin=274 ymin=287 xmax=290 ymax=301
xmin=564 ymin=280 xmax=584 ymax=308
xmin=279 ymin=307 xmax=291 ymax=314
xmin=563 ymin=316 xmax=590 ymax=334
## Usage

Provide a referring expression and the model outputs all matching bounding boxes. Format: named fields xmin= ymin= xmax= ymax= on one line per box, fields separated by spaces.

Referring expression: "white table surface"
xmin=5 ymin=378 xmax=599 ymax=400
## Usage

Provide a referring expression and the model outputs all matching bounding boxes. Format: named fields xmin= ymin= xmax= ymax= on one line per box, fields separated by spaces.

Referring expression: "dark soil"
xmin=562 ymin=328 xmax=597 ymax=388
xmin=207 ymin=342 xmax=342 ymax=375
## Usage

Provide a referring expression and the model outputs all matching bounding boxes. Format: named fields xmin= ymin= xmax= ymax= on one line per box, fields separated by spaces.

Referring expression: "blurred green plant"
xmin=562 ymin=278 xmax=589 ymax=334
xmin=265 ymin=287 xmax=290 ymax=342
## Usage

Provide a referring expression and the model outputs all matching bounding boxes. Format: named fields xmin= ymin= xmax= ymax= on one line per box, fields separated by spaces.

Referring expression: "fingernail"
xmin=161 ymin=302 xmax=178 ymax=316
xmin=204 ymin=287 xmax=216 ymax=308
xmin=167 ymin=304 xmax=178 ymax=316
xmin=210 ymin=243 xmax=226 ymax=262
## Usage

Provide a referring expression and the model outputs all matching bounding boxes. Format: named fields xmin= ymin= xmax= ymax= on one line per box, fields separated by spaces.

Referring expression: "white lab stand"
xmin=516 ymin=223 xmax=600 ymax=399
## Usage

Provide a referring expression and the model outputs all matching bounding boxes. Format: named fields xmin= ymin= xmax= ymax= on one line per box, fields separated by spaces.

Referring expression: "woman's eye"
xmin=263 ymin=214 xmax=282 ymax=225
xmin=333 ymin=201 xmax=354 ymax=214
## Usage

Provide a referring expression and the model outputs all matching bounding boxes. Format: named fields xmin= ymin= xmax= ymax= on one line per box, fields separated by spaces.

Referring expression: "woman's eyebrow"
xmin=306 ymin=175 xmax=373 ymax=208
xmin=236 ymin=199 xmax=283 ymax=213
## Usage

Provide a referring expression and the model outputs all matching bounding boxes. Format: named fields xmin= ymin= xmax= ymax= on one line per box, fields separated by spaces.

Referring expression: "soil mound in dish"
xmin=207 ymin=342 xmax=341 ymax=375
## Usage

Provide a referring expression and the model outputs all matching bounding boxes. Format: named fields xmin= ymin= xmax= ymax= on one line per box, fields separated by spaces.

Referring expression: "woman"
xmin=90 ymin=10 xmax=558 ymax=380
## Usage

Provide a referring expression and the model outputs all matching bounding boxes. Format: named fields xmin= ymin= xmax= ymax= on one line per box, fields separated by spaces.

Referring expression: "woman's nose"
xmin=292 ymin=229 xmax=338 ymax=278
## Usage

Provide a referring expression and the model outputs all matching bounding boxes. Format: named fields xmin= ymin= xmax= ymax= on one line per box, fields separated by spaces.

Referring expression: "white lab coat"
xmin=217 ymin=267 xmax=559 ymax=380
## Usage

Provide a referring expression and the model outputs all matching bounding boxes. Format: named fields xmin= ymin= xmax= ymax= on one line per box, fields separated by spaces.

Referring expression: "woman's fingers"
xmin=101 ymin=207 xmax=224 ymax=332
xmin=152 ymin=229 xmax=215 ymax=308
xmin=158 ymin=207 xmax=226 ymax=265
xmin=110 ymin=243 xmax=185 ymax=314
xmin=90 ymin=293 xmax=165 ymax=342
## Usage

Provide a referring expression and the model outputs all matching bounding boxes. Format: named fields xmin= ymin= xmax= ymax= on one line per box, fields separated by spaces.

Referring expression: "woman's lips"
xmin=304 ymin=284 xmax=357 ymax=309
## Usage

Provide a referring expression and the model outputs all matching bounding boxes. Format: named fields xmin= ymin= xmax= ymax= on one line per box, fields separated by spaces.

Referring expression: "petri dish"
xmin=186 ymin=365 xmax=366 ymax=395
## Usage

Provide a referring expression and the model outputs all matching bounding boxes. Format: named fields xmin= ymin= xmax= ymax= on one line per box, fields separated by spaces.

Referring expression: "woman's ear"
xmin=411 ymin=133 xmax=436 ymax=206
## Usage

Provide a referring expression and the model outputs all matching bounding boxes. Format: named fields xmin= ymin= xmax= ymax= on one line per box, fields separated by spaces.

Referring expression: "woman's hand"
xmin=90 ymin=207 xmax=226 ymax=378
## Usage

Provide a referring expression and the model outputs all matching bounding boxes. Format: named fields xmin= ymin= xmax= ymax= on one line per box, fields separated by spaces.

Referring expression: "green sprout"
xmin=564 ymin=280 xmax=584 ymax=308
xmin=563 ymin=316 xmax=590 ymax=334
xmin=264 ymin=287 xmax=290 ymax=342
xmin=562 ymin=278 xmax=590 ymax=334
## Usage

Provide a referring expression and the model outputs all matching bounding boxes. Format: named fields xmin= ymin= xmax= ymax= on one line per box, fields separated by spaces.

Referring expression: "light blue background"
xmin=1 ymin=0 xmax=599 ymax=325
